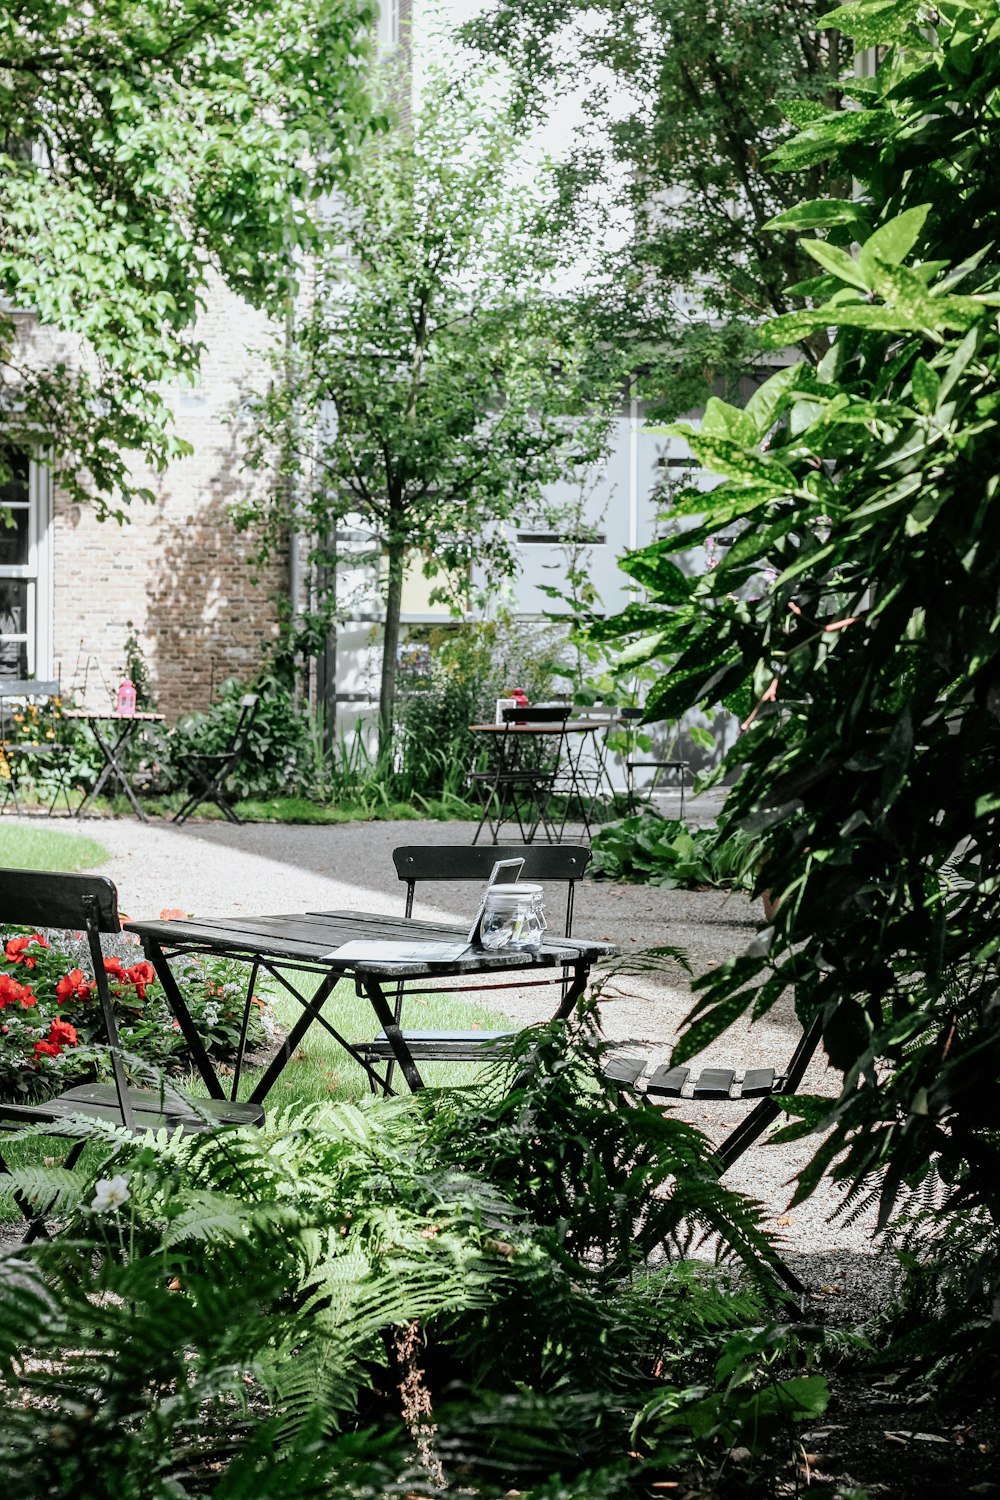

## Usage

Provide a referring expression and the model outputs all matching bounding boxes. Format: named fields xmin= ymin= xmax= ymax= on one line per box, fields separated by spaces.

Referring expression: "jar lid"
xmin=484 ymin=883 xmax=543 ymax=908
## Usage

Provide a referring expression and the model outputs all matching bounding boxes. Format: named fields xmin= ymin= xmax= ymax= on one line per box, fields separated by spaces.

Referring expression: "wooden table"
xmin=65 ymin=709 xmax=165 ymax=822
xmin=124 ymin=907 xmax=616 ymax=1102
xmin=468 ymin=720 xmax=615 ymax=843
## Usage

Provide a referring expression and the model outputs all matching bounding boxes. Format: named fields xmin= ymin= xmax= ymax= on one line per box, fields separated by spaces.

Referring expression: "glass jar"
xmin=479 ymin=883 xmax=547 ymax=951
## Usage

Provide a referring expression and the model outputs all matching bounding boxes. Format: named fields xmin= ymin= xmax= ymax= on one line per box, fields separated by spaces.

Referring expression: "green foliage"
xmin=241 ymin=65 xmax=623 ymax=752
xmin=591 ymin=810 xmax=760 ymax=890
xmin=594 ymin=0 xmax=1000 ymax=1303
xmin=465 ymin=0 xmax=854 ymax=415
xmin=0 ymin=0 xmax=377 ymax=516
xmin=164 ymin=676 xmax=321 ymax=801
xmin=868 ymin=1185 xmax=1000 ymax=1395
xmin=0 ymin=1020 xmax=831 ymax=1494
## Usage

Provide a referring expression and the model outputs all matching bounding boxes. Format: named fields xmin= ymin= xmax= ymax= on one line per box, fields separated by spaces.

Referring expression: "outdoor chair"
xmin=172 ymin=693 xmax=259 ymax=825
xmin=0 ymin=868 xmax=263 ymax=1242
xmin=618 ymin=706 xmax=690 ymax=820
xmin=356 ymin=842 xmax=592 ymax=1089
xmin=0 ymin=679 xmax=75 ymax=816
xmin=603 ymin=1013 xmax=827 ymax=1296
xmin=469 ymin=704 xmax=572 ymax=845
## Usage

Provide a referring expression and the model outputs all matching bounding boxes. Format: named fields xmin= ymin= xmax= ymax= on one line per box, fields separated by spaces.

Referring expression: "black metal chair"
xmin=356 ymin=842 xmax=592 ymax=1087
xmin=469 ymin=704 xmax=571 ymax=845
xmin=0 ymin=868 xmax=263 ymax=1242
xmin=0 ymin=679 xmax=75 ymax=815
xmin=603 ymin=1014 xmax=827 ymax=1298
xmin=618 ymin=707 xmax=690 ymax=819
xmin=172 ymin=693 xmax=259 ymax=825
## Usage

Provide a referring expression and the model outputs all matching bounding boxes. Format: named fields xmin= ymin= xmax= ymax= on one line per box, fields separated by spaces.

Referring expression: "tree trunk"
xmin=378 ymin=537 xmax=405 ymax=768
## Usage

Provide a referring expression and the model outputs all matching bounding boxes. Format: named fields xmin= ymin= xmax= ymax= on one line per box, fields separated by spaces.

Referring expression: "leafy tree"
xmin=464 ymin=0 xmax=853 ymax=414
xmin=594 ymin=0 xmax=1000 ymax=1257
xmin=0 ymin=0 xmax=377 ymax=516
xmin=241 ymin=68 xmax=622 ymax=756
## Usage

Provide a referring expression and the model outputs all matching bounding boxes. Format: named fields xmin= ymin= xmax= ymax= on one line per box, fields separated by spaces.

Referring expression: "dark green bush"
xmin=164 ymin=675 xmax=321 ymax=800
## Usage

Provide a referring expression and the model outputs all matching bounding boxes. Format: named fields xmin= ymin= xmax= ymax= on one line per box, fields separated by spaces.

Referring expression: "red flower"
xmin=4 ymin=933 xmax=49 ymax=968
xmin=127 ymin=961 xmax=156 ymax=999
xmin=56 ymin=968 xmax=92 ymax=1004
xmin=104 ymin=956 xmax=128 ymax=981
xmin=0 ymin=973 xmax=37 ymax=1009
xmin=34 ymin=1039 xmax=62 ymax=1059
xmin=48 ymin=1018 xmax=78 ymax=1048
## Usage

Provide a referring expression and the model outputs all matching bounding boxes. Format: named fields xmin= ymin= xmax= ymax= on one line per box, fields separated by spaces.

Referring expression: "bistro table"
xmin=124 ymin=907 xmax=617 ymax=1103
xmin=66 ymin=709 xmax=165 ymax=823
xmin=468 ymin=719 xmax=616 ymax=843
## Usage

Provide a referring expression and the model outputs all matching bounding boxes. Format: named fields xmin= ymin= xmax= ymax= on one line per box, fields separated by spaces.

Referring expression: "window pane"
xmin=0 ymin=579 xmax=28 ymax=678
xmin=0 ymin=447 xmax=29 ymax=506
xmin=0 ymin=507 xmax=29 ymax=567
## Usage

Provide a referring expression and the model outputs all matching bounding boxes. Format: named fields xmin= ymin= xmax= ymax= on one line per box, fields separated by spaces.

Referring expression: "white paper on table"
xmin=322 ymin=938 xmax=471 ymax=963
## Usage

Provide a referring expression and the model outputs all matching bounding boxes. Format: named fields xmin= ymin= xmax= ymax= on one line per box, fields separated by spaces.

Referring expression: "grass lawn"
xmin=0 ymin=822 xmax=109 ymax=872
xmin=195 ymin=965 xmax=512 ymax=1112
xmin=56 ymin=790 xmax=480 ymax=824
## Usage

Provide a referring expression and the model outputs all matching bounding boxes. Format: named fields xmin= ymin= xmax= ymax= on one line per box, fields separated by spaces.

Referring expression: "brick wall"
xmin=47 ymin=277 xmax=288 ymax=720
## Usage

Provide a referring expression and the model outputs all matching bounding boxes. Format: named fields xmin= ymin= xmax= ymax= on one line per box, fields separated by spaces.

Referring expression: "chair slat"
xmin=603 ymin=1054 xmax=648 ymax=1087
xmin=646 ymin=1064 xmax=690 ymax=1097
xmin=691 ymin=1068 xmax=736 ymax=1099
xmin=739 ymin=1068 xmax=777 ymax=1098
xmin=360 ymin=1030 xmax=512 ymax=1062
xmin=1 ymin=1085 xmax=263 ymax=1133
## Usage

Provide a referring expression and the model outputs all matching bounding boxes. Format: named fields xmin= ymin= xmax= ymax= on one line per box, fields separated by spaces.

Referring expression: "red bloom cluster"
xmin=34 ymin=1016 xmax=79 ymax=1061
xmin=104 ymin=957 xmax=156 ymax=999
xmin=56 ymin=968 xmax=92 ymax=1004
xmin=0 ymin=972 xmax=38 ymax=1009
xmin=4 ymin=933 xmax=49 ymax=969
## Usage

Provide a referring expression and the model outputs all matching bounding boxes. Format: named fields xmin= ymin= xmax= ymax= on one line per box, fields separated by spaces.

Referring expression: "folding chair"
xmin=469 ymin=704 xmax=571 ymax=845
xmin=0 ymin=679 xmax=75 ymax=816
xmin=619 ymin=706 xmax=690 ymax=819
xmin=0 ymin=868 xmax=263 ymax=1242
xmin=356 ymin=842 xmax=592 ymax=1088
xmin=604 ymin=1014 xmax=827 ymax=1297
xmin=172 ymin=693 xmax=259 ymax=825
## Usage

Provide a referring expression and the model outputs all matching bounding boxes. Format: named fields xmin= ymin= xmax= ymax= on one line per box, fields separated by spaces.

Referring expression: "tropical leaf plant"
xmin=591 ymin=0 xmax=1000 ymax=1304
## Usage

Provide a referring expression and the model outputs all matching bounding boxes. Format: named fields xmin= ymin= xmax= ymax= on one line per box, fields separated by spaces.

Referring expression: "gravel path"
xmin=8 ymin=810 xmax=890 ymax=1304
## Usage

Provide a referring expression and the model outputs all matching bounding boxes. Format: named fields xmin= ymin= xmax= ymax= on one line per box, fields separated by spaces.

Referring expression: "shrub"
xmin=163 ymin=675 xmax=321 ymax=800
xmin=591 ymin=809 xmax=760 ymax=890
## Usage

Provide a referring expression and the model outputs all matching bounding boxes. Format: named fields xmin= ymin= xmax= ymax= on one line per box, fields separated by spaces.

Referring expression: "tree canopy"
xmin=242 ymin=68 xmax=624 ymax=750
xmin=0 ymin=0 xmax=378 ymax=515
xmin=464 ymin=0 xmax=852 ymax=414
xmin=596 ymin=0 xmax=1000 ymax=1251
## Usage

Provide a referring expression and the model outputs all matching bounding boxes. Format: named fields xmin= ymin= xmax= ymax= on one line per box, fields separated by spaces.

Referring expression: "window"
xmin=377 ymin=0 xmax=399 ymax=51
xmin=0 ymin=446 xmax=52 ymax=679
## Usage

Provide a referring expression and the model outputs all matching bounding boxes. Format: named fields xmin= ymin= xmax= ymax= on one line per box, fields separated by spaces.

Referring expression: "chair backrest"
xmin=392 ymin=843 xmax=591 ymax=934
xmin=228 ymin=694 xmax=260 ymax=755
xmin=501 ymin=704 xmax=572 ymax=724
xmin=0 ymin=679 xmax=61 ymax=702
xmin=0 ymin=868 xmax=135 ymax=1127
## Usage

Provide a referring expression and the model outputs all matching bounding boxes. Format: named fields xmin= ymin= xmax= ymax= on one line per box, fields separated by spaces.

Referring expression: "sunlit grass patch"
xmin=0 ymin=823 xmax=109 ymax=872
